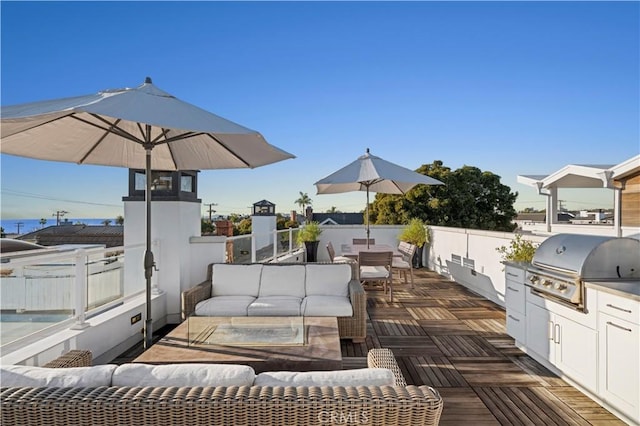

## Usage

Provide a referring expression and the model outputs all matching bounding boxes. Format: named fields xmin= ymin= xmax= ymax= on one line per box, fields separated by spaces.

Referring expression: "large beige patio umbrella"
xmin=0 ymin=77 xmax=295 ymax=348
xmin=315 ymin=149 xmax=443 ymax=248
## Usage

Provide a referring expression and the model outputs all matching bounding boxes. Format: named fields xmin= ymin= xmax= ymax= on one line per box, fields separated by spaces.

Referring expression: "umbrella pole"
xmin=366 ymin=187 xmax=370 ymax=249
xmin=143 ymin=140 xmax=154 ymax=350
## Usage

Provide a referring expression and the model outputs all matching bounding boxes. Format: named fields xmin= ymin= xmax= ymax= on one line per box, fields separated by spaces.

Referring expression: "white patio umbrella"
xmin=0 ymin=77 xmax=295 ymax=349
xmin=315 ymin=149 xmax=443 ymax=248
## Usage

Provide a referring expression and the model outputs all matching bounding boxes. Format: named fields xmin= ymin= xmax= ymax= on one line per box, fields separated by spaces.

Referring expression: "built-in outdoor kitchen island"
xmin=504 ymin=234 xmax=640 ymax=425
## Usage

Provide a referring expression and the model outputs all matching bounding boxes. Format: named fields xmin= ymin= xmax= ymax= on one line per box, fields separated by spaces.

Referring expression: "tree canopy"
xmin=368 ymin=160 xmax=518 ymax=232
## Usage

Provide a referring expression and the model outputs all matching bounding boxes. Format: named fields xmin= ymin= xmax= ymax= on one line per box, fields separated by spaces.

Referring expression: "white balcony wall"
xmin=188 ymin=236 xmax=226 ymax=287
xmin=427 ymin=226 xmax=547 ymax=307
xmin=124 ymin=200 xmax=212 ymax=324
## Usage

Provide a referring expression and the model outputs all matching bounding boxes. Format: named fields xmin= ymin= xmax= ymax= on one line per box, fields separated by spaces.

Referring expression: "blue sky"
xmin=1 ymin=1 xmax=638 ymax=220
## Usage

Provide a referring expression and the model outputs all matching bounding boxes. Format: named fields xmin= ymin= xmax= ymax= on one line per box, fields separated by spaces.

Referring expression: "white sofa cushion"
xmin=248 ymin=296 xmax=302 ymax=316
xmin=211 ymin=264 xmax=263 ymax=297
xmin=302 ymin=295 xmax=353 ymax=317
xmin=0 ymin=364 xmax=117 ymax=388
xmin=195 ymin=296 xmax=256 ymax=316
xmin=254 ymin=368 xmax=395 ymax=387
xmin=305 ymin=264 xmax=351 ymax=297
xmin=259 ymin=265 xmax=306 ymax=298
xmin=112 ymin=363 xmax=255 ymax=387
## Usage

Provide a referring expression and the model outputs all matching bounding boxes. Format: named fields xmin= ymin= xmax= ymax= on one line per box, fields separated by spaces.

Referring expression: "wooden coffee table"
xmin=133 ymin=316 xmax=342 ymax=373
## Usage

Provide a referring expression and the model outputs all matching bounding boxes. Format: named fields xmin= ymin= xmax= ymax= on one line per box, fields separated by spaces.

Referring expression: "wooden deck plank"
xmin=417 ymin=319 xmax=477 ymax=335
xmin=407 ymin=306 xmax=458 ymax=320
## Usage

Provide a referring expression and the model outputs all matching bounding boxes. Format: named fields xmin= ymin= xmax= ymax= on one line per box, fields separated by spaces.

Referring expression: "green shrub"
xmin=399 ymin=218 xmax=429 ymax=248
xmin=496 ymin=234 xmax=537 ymax=263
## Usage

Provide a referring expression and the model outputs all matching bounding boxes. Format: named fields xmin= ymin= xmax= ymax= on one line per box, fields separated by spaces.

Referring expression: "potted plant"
xmin=496 ymin=234 xmax=538 ymax=265
xmin=297 ymin=221 xmax=322 ymax=262
xmin=399 ymin=218 xmax=429 ymax=268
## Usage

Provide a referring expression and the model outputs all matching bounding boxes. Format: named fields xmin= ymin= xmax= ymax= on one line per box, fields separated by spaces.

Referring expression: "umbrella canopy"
xmin=314 ymin=149 xmax=443 ymax=247
xmin=1 ymin=77 xmax=295 ymax=348
xmin=1 ymin=78 xmax=293 ymax=170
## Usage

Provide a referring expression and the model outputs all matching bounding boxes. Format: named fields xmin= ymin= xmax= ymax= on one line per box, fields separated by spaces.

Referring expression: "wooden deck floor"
xmin=113 ymin=268 xmax=625 ymax=425
xmin=344 ymin=269 xmax=624 ymax=425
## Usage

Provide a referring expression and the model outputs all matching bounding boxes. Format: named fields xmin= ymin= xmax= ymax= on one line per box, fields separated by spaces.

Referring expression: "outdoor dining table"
xmin=340 ymin=244 xmax=403 ymax=259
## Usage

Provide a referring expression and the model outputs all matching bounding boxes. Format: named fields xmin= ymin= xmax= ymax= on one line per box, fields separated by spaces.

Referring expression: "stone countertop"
xmin=585 ymin=280 xmax=640 ymax=302
xmin=501 ymin=261 xmax=531 ymax=270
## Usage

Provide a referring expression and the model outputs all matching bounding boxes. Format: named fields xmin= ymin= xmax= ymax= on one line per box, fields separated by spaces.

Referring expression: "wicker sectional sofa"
xmin=1 ymin=349 xmax=444 ymax=426
xmin=181 ymin=262 xmax=367 ymax=342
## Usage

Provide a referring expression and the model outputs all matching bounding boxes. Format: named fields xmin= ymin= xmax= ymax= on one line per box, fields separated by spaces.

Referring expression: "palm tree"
xmin=39 ymin=218 xmax=47 ymax=228
xmin=295 ymin=192 xmax=312 ymax=215
xmin=102 ymin=219 xmax=112 ymax=226
xmin=115 ymin=215 xmax=124 ymax=225
xmin=326 ymin=206 xmax=340 ymax=213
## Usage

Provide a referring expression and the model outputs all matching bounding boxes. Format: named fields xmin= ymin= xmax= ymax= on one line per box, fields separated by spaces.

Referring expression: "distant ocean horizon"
xmin=1 ymin=218 xmax=119 ymax=235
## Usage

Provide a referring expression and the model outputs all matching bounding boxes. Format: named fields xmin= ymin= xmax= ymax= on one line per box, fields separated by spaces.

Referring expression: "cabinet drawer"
xmin=505 ymin=266 xmax=525 ymax=282
xmin=506 ymin=281 xmax=526 ymax=313
xmin=506 ymin=310 xmax=526 ymax=344
xmin=599 ymin=291 xmax=640 ymax=325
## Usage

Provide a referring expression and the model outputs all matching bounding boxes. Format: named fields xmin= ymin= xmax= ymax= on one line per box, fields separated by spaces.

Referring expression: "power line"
xmin=203 ymin=203 xmax=217 ymax=222
xmin=1 ymin=189 xmax=122 ymax=207
xmin=53 ymin=210 xmax=69 ymax=226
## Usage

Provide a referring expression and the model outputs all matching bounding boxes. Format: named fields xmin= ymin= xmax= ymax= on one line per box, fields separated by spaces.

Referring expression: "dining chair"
xmin=358 ymin=251 xmax=394 ymax=301
xmin=393 ymin=242 xmax=416 ymax=288
xmin=353 ymin=238 xmax=375 ymax=245
xmin=326 ymin=242 xmax=353 ymax=263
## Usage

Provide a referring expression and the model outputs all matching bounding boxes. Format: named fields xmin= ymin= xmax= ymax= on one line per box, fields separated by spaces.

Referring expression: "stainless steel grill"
xmin=526 ymin=234 xmax=640 ymax=311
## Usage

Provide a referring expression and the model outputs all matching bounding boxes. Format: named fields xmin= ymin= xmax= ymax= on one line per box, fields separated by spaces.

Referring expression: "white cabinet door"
xmin=526 ymin=302 xmax=554 ymax=362
xmin=505 ymin=265 xmax=527 ymax=343
xmin=555 ymin=315 xmax=598 ymax=393
xmin=598 ymin=312 xmax=640 ymax=423
xmin=506 ymin=310 xmax=526 ymax=343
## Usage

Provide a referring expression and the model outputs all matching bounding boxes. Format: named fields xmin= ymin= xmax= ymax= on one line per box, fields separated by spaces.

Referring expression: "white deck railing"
xmin=226 ymin=228 xmax=302 ymax=263
xmin=0 ymin=244 xmax=145 ymax=346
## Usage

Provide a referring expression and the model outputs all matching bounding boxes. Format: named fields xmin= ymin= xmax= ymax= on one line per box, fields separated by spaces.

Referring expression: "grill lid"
xmin=532 ymin=234 xmax=640 ymax=279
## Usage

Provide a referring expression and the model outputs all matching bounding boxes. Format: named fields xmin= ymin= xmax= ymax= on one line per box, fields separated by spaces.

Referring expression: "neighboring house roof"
xmin=0 ymin=239 xmax=47 ymax=253
xmin=311 ymin=213 xmax=364 ymax=225
xmin=515 ymin=212 xmax=574 ymax=222
xmin=253 ymin=199 xmax=275 ymax=206
xmin=17 ymin=225 xmax=124 ymax=248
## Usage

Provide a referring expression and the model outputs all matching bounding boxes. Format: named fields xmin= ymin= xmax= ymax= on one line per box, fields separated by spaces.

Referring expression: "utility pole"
xmin=204 ymin=203 xmax=217 ymax=223
xmin=15 ymin=222 xmax=24 ymax=234
xmin=53 ymin=210 xmax=69 ymax=226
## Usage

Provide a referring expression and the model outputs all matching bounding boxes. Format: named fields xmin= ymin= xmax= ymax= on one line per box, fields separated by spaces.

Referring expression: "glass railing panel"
xmin=227 ymin=235 xmax=252 ymax=263
xmin=86 ymin=249 xmax=125 ymax=310
xmin=0 ymin=251 xmax=76 ymax=345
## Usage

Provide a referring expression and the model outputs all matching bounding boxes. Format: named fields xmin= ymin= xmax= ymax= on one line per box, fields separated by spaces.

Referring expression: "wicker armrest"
xmin=42 ymin=350 xmax=92 ymax=368
xmin=367 ymin=348 xmax=407 ymax=386
xmin=180 ymin=279 xmax=212 ymax=320
xmin=348 ymin=279 xmax=366 ymax=312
